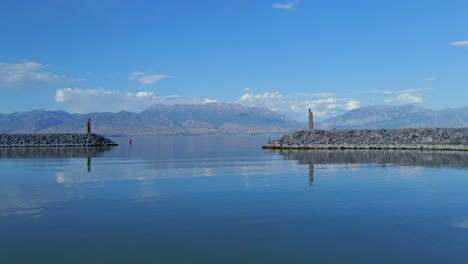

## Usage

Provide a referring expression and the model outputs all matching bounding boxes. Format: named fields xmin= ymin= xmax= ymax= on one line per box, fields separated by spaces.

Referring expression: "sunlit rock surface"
xmin=0 ymin=133 xmax=118 ymax=147
xmin=264 ymin=128 xmax=468 ymax=151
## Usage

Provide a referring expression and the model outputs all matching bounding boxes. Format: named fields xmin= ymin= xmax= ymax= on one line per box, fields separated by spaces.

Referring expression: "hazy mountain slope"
xmin=317 ymin=105 xmax=468 ymax=129
xmin=140 ymin=103 xmax=303 ymax=135
xmin=1 ymin=110 xmax=78 ymax=133
xmin=437 ymin=106 xmax=468 ymax=127
xmin=141 ymin=103 xmax=296 ymax=127
xmin=0 ymin=103 xmax=304 ymax=135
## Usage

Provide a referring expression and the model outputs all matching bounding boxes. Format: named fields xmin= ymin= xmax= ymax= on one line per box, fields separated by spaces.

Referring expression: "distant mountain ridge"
xmin=3 ymin=104 xmax=466 ymax=135
xmin=0 ymin=103 xmax=304 ymax=136
xmin=317 ymin=105 xmax=468 ymax=129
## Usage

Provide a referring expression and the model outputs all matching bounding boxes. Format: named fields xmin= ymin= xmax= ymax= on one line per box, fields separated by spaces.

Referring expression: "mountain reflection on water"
xmin=268 ymin=149 xmax=468 ymax=185
xmin=268 ymin=149 xmax=468 ymax=168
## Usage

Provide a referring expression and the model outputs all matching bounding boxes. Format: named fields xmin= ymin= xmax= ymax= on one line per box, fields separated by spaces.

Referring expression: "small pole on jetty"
xmin=308 ymin=108 xmax=314 ymax=130
xmin=87 ymin=118 xmax=91 ymax=134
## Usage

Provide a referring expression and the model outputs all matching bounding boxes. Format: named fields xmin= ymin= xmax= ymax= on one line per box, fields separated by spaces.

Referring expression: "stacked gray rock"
xmin=0 ymin=133 xmax=118 ymax=147
xmin=264 ymin=128 xmax=468 ymax=151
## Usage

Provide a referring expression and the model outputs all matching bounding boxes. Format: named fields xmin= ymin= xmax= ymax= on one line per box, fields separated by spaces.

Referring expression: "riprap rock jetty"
xmin=0 ymin=133 xmax=118 ymax=147
xmin=263 ymin=128 xmax=468 ymax=151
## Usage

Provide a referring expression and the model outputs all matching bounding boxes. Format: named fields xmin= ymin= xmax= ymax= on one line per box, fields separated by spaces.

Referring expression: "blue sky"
xmin=1 ymin=0 xmax=467 ymax=121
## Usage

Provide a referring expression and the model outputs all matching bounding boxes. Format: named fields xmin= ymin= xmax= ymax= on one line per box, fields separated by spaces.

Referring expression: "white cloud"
xmin=0 ymin=61 xmax=63 ymax=87
xmin=135 ymin=91 xmax=155 ymax=98
xmin=55 ymin=88 xmax=215 ymax=113
xmin=240 ymin=91 xmax=283 ymax=101
xmin=128 ymin=71 xmax=174 ymax=85
xmin=450 ymin=41 xmax=468 ymax=48
xmin=237 ymin=91 xmax=360 ymax=121
xmin=272 ymin=1 xmax=299 ymax=10
xmin=384 ymin=93 xmax=423 ymax=104
xmin=416 ymin=77 xmax=437 ymax=82
xmin=345 ymin=99 xmax=360 ymax=110
xmin=363 ymin=88 xmax=431 ymax=104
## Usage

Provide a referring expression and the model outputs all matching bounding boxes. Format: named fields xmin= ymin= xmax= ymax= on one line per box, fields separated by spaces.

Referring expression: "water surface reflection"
xmin=0 ymin=146 xmax=114 ymax=159
xmin=269 ymin=149 xmax=468 ymax=168
xmin=269 ymin=149 xmax=468 ymax=185
xmin=2 ymin=137 xmax=468 ymax=264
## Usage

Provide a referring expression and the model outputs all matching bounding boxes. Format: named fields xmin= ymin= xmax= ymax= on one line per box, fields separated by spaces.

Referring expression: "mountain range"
xmin=316 ymin=105 xmax=468 ymax=129
xmin=1 ymin=104 xmax=467 ymax=135
xmin=0 ymin=103 xmax=304 ymax=136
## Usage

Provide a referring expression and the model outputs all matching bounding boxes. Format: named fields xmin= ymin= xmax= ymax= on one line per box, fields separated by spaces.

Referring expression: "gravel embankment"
xmin=263 ymin=128 xmax=468 ymax=151
xmin=0 ymin=133 xmax=118 ymax=147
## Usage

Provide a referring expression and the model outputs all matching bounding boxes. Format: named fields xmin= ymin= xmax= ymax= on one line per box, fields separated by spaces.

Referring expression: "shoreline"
xmin=263 ymin=128 xmax=468 ymax=151
xmin=0 ymin=133 xmax=118 ymax=148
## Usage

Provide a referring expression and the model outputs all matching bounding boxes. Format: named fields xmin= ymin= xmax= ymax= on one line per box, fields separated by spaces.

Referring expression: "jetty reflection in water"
xmin=268 ymin=149 xmax=468 ymax=185
xmin=0 ymin=146 xmax=114 ymax=173
xmin=0 ymin=146 xmax=114 ymax=159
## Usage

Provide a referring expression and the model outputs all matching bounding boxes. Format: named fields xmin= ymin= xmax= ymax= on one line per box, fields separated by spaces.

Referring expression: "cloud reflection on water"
xmin=452 ymin=217 xmax=468 ymax=229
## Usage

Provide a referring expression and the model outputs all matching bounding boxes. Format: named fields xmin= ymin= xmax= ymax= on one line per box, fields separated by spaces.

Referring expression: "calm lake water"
xmin=1 ymin=136 xmax=468 ymax=263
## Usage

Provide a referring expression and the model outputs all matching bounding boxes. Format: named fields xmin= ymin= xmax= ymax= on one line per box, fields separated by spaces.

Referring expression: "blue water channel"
xmin=1 ymin=136 xmax=467 ymax=263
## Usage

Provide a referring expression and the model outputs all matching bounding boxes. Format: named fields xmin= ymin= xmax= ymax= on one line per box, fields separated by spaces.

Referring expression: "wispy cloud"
xmin=272 ymin=1 xmax=299 ymax=10
xmin=416 ymin=77 xmax=437 ymax=82
xmin=449 ymin=41 xmax=468 ymax=48
xmin=237 ymin=91 xmax=360 ymax=121
xmin=384 ymin=93 xmax=423 ymax=104
xmin=55 ymin=88 xmax=215 ymax=113
xmin=365 ymin=88 xmax=432 ymax=95
xmin=0 ymin=61 xmax=65 ymax=88
xmin=128 ymin=71 xmax=174 ymax=85
xmin=364 ymin=88 xmax=431 ymax=104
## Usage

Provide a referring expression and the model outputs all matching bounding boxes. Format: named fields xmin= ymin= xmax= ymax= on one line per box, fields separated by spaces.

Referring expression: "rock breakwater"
xmin=0 ymin=133 xmax=118 ymax=147
xmin=263 ymin=128 xmax=468 ymax=151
